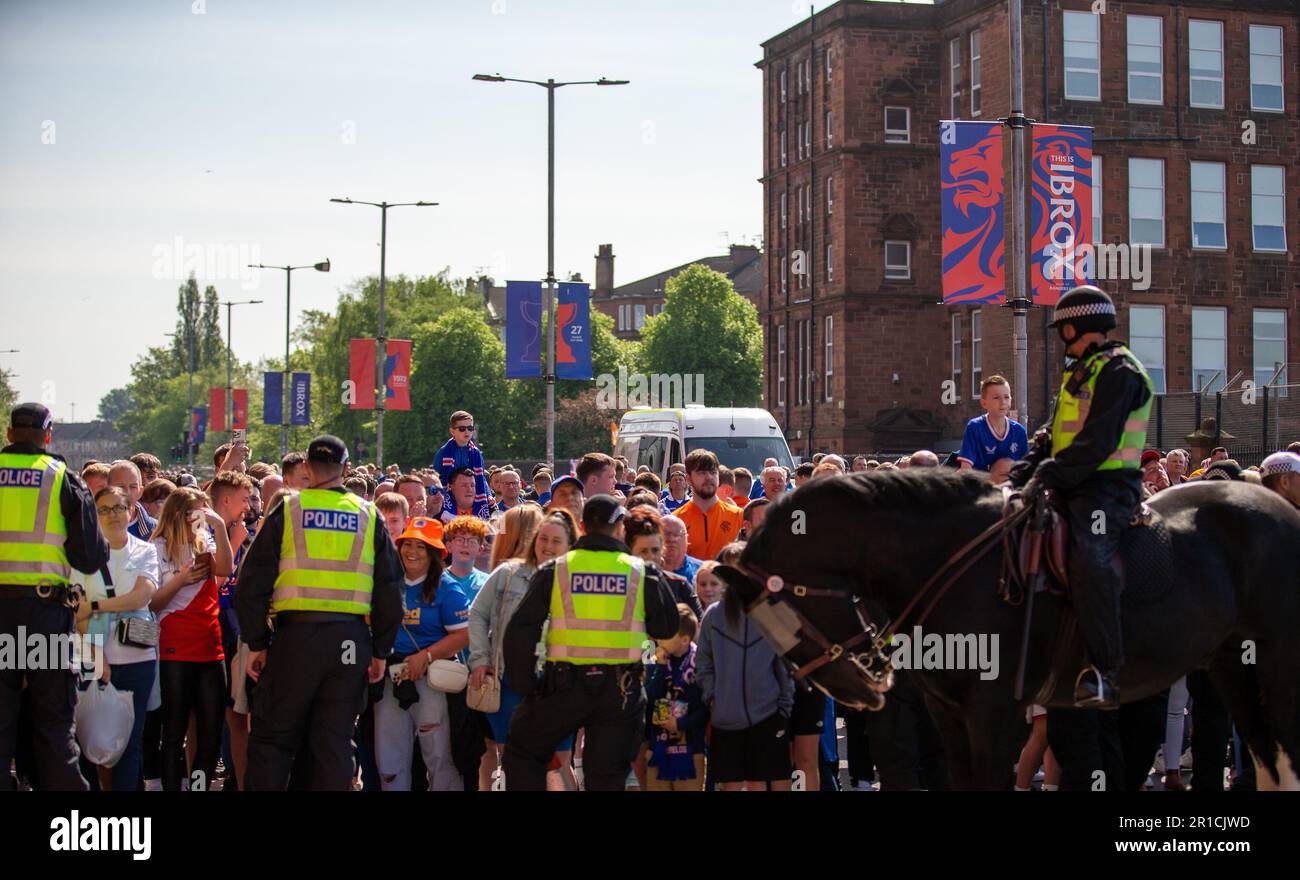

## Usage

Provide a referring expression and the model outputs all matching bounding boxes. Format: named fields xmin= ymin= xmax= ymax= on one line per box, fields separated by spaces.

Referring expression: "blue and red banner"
xmin=350 ymin=338 xmax=377 ymax=410
xmin=505 ymin=281 xmax=544 ymax=379
xmin=556 ymin=282 xmax=592 ymax=380
xmin=191 ymin=407 xmax=207 ymax=446
xmin=291 ymin=372 xmax=311 ymax=424
xmin=1031 ymin=123 xmax=1094 ymax=307
xmin=384 ymin=341 xmax=411 ymax=411
xmin=263 ymin=372 xmax=283 ymax=425
xmin=940 ymin=120 xmax=1005 ymax=304
xmin=208 ymin=387 xmax=226 ymax=433
xmin=231 ymin=388 xmax=248 ymax=430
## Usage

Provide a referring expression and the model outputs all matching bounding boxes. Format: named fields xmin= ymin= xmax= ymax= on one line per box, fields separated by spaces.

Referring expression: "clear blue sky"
xmin=0 ymin=0 xmax=929 ymax=421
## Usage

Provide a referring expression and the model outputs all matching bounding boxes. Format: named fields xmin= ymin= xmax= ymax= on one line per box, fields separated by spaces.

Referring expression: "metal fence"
xmin=1150 ymin=383 xmax=1300 ymax=468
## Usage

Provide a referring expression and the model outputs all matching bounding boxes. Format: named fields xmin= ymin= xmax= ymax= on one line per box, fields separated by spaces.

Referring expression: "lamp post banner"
xmin=383 ymin=342 xmax=411 ymax=412
xmin=556 ymin=282 xmax=592 ymax=380
xmin=191 ymin=407 xmax=207 ymax=446
xmin=231 ymin=388 xmax=248 ymax=430
xmin=1031 ymin=123 xmax=1094 ymax=307
xmin=349 ymin=338 xmax=378 ymax=409
xmin=939 ymin=120 xmax=1005 ymax=304
xmin=505 ymin=280 xmax=544 ymax=379
xmin=263 ymin=372 xmax=283 ymax=425
xmin=209 ymin=387 xmax=227 ymax=433
xmin=291 ymin=372 xmax=311 ymax=424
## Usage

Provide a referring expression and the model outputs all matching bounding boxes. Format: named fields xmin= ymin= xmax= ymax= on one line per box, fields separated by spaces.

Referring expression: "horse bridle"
xmin=736 ymin=503 xmax=1031 ymax=696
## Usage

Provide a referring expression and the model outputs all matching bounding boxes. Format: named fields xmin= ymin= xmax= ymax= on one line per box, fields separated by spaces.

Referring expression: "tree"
xmin=638 ymin=263 xmax=763 ymax=407
xmin=200 ymin=284 xmax=223 ymax=368
xmin=0 ymin=369 xmax=17 ymax=429
xmin=97 ymin=386 xmax=135 ymax=426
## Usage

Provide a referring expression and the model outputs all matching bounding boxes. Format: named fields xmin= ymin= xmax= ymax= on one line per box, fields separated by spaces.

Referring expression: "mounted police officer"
xmin=1013 ymin=285 xmax=1154 ymax=710
xmin=502 ymin=494 xmax=679 ymax=790
xmin=236 ymin=434 xmax=402 ymax=790
xmin=0 ymin=403 xmax=108 ymax=790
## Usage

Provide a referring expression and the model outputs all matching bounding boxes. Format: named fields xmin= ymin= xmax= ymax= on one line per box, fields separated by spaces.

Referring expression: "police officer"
xmin=1013 ymin=285 xmax=1154 ymax=709
xmin=502 ymin=494 xmax=679 ymax=791
xmin=236 ymin=434 xmax=402 ymax=790
xmin=0 ymin=403 xmax=108 ymax=791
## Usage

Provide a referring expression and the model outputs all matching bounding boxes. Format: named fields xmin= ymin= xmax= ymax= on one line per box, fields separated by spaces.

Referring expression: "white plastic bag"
xmin=74 ymin=681 xmax=135 ymax=769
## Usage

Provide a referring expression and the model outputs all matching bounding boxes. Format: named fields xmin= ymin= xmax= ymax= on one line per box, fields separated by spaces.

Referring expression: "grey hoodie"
xmin=695 ymin=601 xmax=794 ymax=731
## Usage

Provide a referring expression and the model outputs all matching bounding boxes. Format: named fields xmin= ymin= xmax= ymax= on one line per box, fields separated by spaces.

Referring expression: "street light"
xmin=220 ymin=299 xmax=264 ymax=443
xmin=248 ymin=260 xmax=331 ymax=457
xmin=473 ymin=72 xmax=628 ymax=473
xmin=330 ymin=198 xmax=438 ymax=469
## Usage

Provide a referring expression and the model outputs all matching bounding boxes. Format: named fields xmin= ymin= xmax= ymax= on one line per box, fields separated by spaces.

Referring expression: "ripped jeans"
xmin=373 ymin=676 xmax=462 ymax=791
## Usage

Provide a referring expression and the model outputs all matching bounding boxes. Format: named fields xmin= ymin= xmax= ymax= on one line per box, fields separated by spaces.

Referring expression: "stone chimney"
xmin=595 ymin=244 xmax=615 ymax=295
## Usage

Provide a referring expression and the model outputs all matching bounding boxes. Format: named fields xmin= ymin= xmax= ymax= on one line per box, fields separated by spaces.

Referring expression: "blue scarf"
xmin=648 ymin=643 xmax=700 ymax=781
xmin=442 ymin=492 xmax=492 ymax=522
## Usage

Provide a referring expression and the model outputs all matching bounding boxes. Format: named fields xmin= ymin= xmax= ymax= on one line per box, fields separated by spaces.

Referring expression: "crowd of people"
xmin=4 ymin=393 xmax=1299 ymax=793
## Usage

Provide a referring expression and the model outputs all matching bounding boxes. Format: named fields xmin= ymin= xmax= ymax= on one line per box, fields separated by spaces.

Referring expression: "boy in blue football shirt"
xmin=958 ymin=375 xmax=1029 ymax=473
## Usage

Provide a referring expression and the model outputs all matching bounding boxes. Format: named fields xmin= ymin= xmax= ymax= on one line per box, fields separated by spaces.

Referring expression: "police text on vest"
xmin=49 ymin=811 xmax=151 ymax=861
xmin=302 ymin=510 xmax=359 ymax=532
xmin=570 ymin=573 xmax=629 ymax=595
xmin=0 ymin=467 xmax=43 ymax=488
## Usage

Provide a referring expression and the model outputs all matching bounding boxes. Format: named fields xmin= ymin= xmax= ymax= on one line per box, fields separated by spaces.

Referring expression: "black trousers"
xmin=159 ymin=659 xmax=226 ymax=791
xmin=1118 ymin=690 xmax=1168 ymax=790
xmin=861 ymin=671 xmax=948 ymax=790
xmin=841 ymin=706 xmax=876 ymax=784
xmin=245 ymin=618 xmax=371 ymax=792
xmin=1046 ymin=707 xmax=1123 ymax=790
xmin=503 ymin=663 xmax=644 ymax=792
xmin=0 ymin=596 xmax=87 ymax=792
xmin=1062 ymin=478 xmax=1141 ymax=671
xmin=1187 ymin=669 xmax=1233 ymax=791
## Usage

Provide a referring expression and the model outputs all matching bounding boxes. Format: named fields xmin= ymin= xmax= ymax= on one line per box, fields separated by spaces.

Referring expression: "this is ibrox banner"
xmin=191 ymin=407 xmax=207 ymax=445
xmin=1031 ymin=123 xmax=1094 ymax=307
xmin=556 ymin=282 xmax=592 ymax=380
xmin=505 ymin=280 xmax=543 ymax=379
xmin=231 ymin=388 xmax=248 ymax=430
xmin=350 ymin=338 xmax=377 ymax=410
xmin=209 ymin=387 xmax=226 ymax=433
xmin=383 ymin=342 xmax=411 ymax=412
xmin=940 ymin=120 xmax=1005 ymax=304
xmin=291 ymin=372 xmax=311 ymax=424
xmin=263 ymin=372 xmax=283 ymax=425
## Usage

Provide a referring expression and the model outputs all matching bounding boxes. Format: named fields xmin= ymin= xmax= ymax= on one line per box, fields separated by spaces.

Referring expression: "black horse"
xmin=716 ymin=468 xmax=1300 ymax=790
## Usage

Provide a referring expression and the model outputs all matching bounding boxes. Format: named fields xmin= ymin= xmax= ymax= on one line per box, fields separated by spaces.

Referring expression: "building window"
xmin=804 ymin=58 xmax=811 ymax=92
xmin=1129 ymin=157 xmax=1165 ymax=247
xmin=780 ymin=68 xmax=787 ymax=103
xmin=1190 ymin=161 xmax=1226 ymax=249
xmin=826 ymin=243 xmax=833 ymax=282
xmin=796 ymin=122 xmax=803 ymax=161
xmin=804 ymin=183 xmax=811 ymax=218
xmin=1127 ymin=15 xmax=1163 ymax=104
xmin=781 ymin=191 xmax=787 ymax=229
xmin=826 ymin=110 xmax=833 ymax=148
xmin=798 ymin=185 xmax=804 ymax=225
xmin=634 ymin=304 xmax=646 ymax=331
xmin=826 ymin=47 xmax=832 ymax=78
xmin=824 ymin=315 xmax=834 ymax=402
xmin=777 ymin=323 xmax=786 ymax=406
xmin=950 ymin=37 xmax=962 ymax=118
xmin=970 ymin=31 xmax=982 ymax=116
xmin=826 ymin=177 xmax=833 ymax=214
xmin=884 ymin=241 xmax=911 ymax=280
xmin=971 ymin=309 xmax=982 ymax=399
xmin=1064 ymin=10 xmax=1101 ymax=101
xmin=803 ymin=319 xmax=813 ymax=405
xmin=780 ymin=256 xmax=788 ymax=294
xmin=884 ymin=106 xmax=910 ymax=143
xmin=1250 ymin=25 xmax=1284 ymax=112
xmin=951 ymin=313 xmax=962 ymax=394
xmin=617 ymin=304 xmax=626 ymax=332
xmin=1129 ymin=305 xmax=1167 ymax=393
xmin=1251 ymin=165 xmax=1287 ymax=252
xmin=780 ymin=130 xmax=787 ymax=167
xmin=1188 ymin=19 xmax=1224 ymax=109
xmin=1192 ymin=307 xmax=1227 ymax=393
xmin=1092 ymin=155 xmax=1103 ymax=243
xmin=804 ymin=120 xmax=811 ymax=156
xmin=795 ymin=320 xmax=806 ymax=406
xmin=1254 ymin=309 xmax=1288 ymax=392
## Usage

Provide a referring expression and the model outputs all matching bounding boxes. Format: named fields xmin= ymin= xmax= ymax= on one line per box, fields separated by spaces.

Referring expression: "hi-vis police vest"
xmin=1051 ymin=344 xmax=1155 ymax=471
xmin=273 ymin=489 xmax=376 ymax=615
xmin=0 ymin=453 xmax=72 ymax=587
xmin=544 ymin=548 xmax=648 ymax=665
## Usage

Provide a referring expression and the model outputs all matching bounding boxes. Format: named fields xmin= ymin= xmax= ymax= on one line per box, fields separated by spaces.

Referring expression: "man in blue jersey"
xmin=957 ymin=375 xmax=1029 ymax=473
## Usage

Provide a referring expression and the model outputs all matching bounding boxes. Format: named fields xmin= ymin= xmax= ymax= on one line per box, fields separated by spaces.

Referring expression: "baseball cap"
xmin=396 ymin=516 xmax=447 ymax=552
xmin=582 ymin=494 xmax=627 ymax=530
xmin=549 ymin=474 xmax=583 ymax=497
xmin=1260 ymin=451 xmax=1300 ymax=478
xmin=307 ymin=435 xmax=349 ymax=464
xmin=1140 ymin=449 xmax=1161 ymax=467
xmin=9 ymin=402 xmax=52 ymax=431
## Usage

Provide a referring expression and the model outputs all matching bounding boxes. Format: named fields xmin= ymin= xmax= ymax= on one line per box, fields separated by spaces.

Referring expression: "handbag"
xmin=103 ymin=566 xmax=160 ymax=649
xmin=399 ymin=584 xmax=468 ymax=695
xmin=466 ymin=571 xmax=510 ymax=713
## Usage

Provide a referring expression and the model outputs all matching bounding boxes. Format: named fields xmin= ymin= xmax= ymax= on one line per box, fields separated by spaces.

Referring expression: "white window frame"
xmin=781 ymin=191 xmax=787 ymax=229
xmin=796 ymin=122 xmax=803 ymax=161
xmin=951 ymin=313 xmax=962 ymax=393
xmin=777 ymin=323 xmax=786 ymax=406
xmin=1128 ymin=304 xmax=1167 ymax=394
xmin=805 ymin=58 xmax=811 ymax=92
xmin=1063 ymin=10 xmax=1101 ymax=102
xmin=971 ymin=309 xmax=982 ymax=400
xmin=824 ymin=315 xmax=834 ymax=402
xmin=804 ymin=184 xmax=811 ymax=218
xmin=798 ymin=185 xmax=804 ymax=225
xmin=1251 ymin=165 xmax=1287 ymax=253
xmin=1190 ymin=161 xmax=1227 ymax=250
xmin=1253 ymin=308 xmax=1288 ymax=393
xmin=781 ymin=130 xmax=787 ymax=167
xmin=826 ymin=243 xmax=833 ymax=283
xmin=826 ymin=47 xmax=832 ymax=78
xmin=950 ymin=37 xmax=962 ymax=118
xmin=780 ymin=256 xmax=788 ymax=294
xmin=780 ymin=68 xmax=787 ymax=103
xmin=804 ymin=119 xmax=811 ymax=156
xmin=1191 ymin=306 xmax=1227 ymax=393
xmin=634 ymin=303 xmax=646 ymax=331
xmin=1128 ymin=157 xmax=1165 ymax=247
xmin=884 ymin=240 xmax=911 ymax=280
xmin=970 ymin=31 xmax=982 ymax=116
xmin=1092 ymin=155 xmax=1103 ymax=244
xmin=826 ymin=110 xmax=833 ymax=148
xmin=617 ymin=304 xmax=626 ymax=332
xmin=1126 ymin=15 xmax=1164 ymax=105
xmin=826 ymin=177 xmax=833 ymax=215
xmin=803 ymin=319 xmax=813 ymax=405
xmin=1249 ymin=25 xmax=1284 ymax=113
xmin=884 ymin=106 xmax=910 ymax=143
xmin=795 ymin=320 xmax=806 ymax=406
xmin=1188 ymin=19 xmax=1224 ymax=110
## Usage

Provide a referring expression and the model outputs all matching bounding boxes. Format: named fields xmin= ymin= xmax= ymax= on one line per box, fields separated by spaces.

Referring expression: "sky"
xmin=0 ymin=0 xmax=931 ymax=421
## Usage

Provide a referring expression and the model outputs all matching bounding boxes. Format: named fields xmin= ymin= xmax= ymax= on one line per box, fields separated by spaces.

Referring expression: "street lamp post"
xmin=221 ymin=299 xmax=264 ymax=442
xmin=472 ymin=72 xmax=628 ymax=473
xmin=330 ymin=198 xmax=437 ymax=469
xmin=249 ymin=260 xmax=330 ymax=457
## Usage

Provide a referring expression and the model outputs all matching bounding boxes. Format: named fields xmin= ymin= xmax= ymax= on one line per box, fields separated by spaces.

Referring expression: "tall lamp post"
xmin=249 ymin=260 xmax=330 ymax=457
xmin=472 ymin=72 xmax=628 ymax=472
xmin=220 ymin=299 xmax=264 ymax=442
xmin=330 ymin=198 xmax=437 ymax=469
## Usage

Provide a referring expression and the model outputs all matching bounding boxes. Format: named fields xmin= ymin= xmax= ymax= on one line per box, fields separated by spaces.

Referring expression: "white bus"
xmin=616 ymin=406 xmax=795 ymax=480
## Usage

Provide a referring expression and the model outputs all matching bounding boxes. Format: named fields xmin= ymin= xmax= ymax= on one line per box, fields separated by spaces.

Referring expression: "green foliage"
xmin=96 ymin=387 xmax=135 ymax=426
xmin=637 ymin=263 xmax=763 ymax=407
xmin=0 ymin=369 xmax=17 ymax=429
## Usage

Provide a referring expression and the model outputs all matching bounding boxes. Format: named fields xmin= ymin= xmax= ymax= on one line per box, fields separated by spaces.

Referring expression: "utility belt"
xmin=0 ymin=583 xmax=80 ymax=607
xmin=543 ymin=661 xmax=643 ymax=687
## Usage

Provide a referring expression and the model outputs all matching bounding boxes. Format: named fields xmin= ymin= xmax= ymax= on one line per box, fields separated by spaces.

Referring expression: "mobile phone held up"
xmin=232 ymin=428 xmax=247 ymax=446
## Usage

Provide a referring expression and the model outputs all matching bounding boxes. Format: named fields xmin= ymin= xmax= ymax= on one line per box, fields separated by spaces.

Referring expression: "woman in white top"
xmin=75 ymin=486 xmax=162 ymax=791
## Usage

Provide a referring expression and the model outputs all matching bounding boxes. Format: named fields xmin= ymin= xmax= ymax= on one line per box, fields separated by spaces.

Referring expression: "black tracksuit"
xmin=501 ymin=533 xmax=678 ymax=791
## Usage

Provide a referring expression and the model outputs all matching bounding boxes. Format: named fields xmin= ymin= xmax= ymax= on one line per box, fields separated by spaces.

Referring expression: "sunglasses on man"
xmin=453 ymin=424 xmax=475 ymax=433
